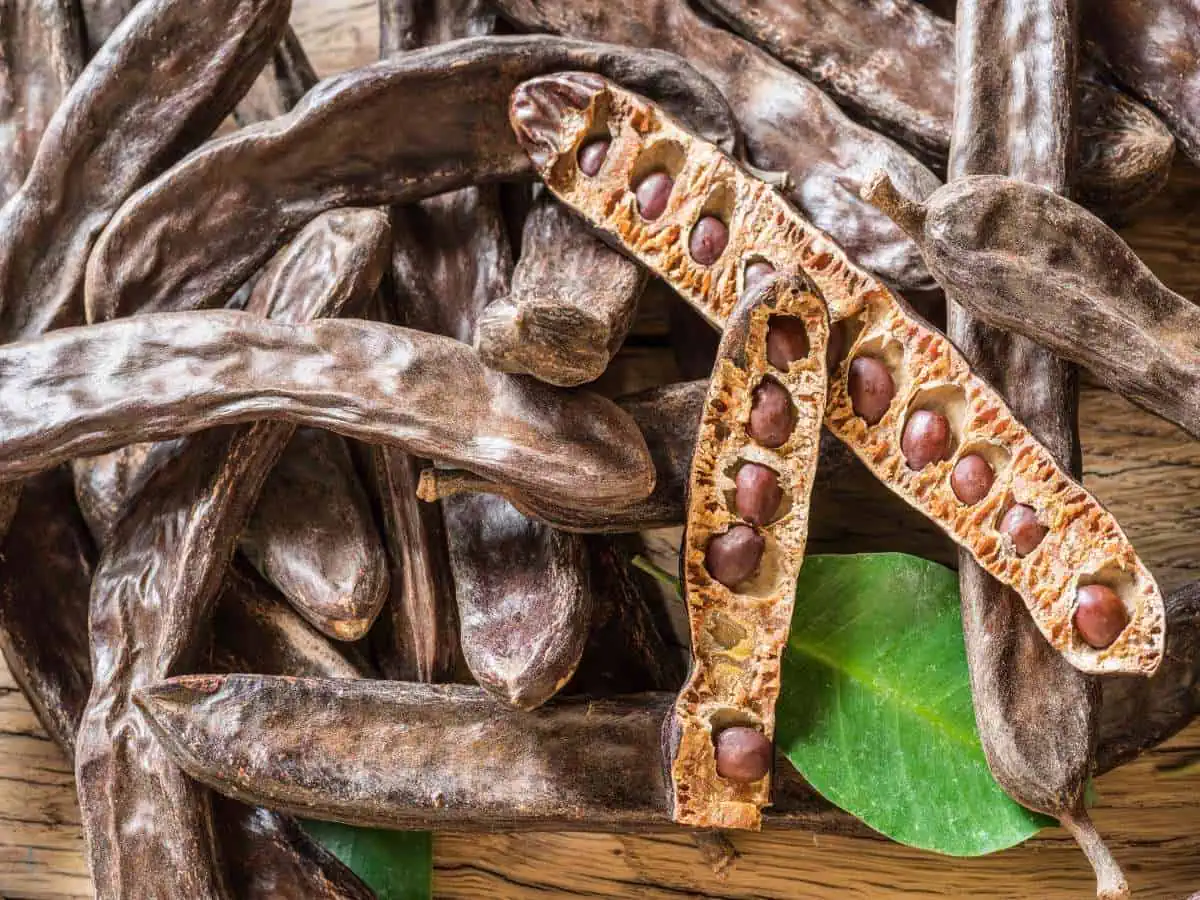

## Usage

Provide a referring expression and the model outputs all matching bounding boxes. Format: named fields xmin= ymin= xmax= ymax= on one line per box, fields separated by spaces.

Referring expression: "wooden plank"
xmin=3 ymin=4 xmax=1200 ymax=897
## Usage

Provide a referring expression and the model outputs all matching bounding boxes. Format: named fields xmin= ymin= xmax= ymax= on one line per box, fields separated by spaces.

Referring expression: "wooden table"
xmin=3 ymin=3 xmax=1200 ymax=897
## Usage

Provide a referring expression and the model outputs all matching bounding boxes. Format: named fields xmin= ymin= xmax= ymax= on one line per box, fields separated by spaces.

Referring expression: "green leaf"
xmin=776 ymin=553 xmax=1053 ymax=856
xmin=302 ymin=820 xmax=432 ymax=899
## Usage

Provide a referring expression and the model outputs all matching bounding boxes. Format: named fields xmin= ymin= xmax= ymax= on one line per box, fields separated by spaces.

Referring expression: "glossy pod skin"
xmin=511 ymin=74 xmax=1164 ymax=677
xmin=85 ymin=35 xmax=741 ymax=322
xmin=672 ymin=273 xmax=828 ymax=830
xmin=870 ymin=174 xmax=1200 ymax=442
xmin=492 ymin=0 xmax=942 ymax=291
xmin=475 ymin=187 xmax=647 ymax=386
xmin=0 ymin=311 xmax=655 ymax=511
xmin=1085 ymin=0 xmax=1200 ymax=166
xmin=694 ymin=0 xmax=1173 ymax=214
xmin=940 ymin=5 xmax=1122 ymax=898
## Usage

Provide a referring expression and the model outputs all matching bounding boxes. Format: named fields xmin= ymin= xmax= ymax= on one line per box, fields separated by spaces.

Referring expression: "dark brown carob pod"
xmin=134 ymin=675 xmax=849 ymax=832
xmin=492 ymin=0 xmax=941 ymax=291
xmin=512 ymin=73 xmax=1165 ymax=676
xmin=74 ymin=194 xmax=382 ymax=899
xmin=476 ymin=186 xmax=647 ymax=386
xmin=692 ymin=0 xmax=1173 ymax=213
xmin=670 ymin=272 xmax=828 ymax=830
xmin=943 ymin=5 xmax=1122 ymax=896
xmin=1084 ymin=0 xmax=1200 ymax=165
xmin=865 ymin=173 xmax=1200 ymax=441
xmin=0 ymin=313 xmax=656 ymax=509
xmin=84 ymin=34 xmax=741 ymax=321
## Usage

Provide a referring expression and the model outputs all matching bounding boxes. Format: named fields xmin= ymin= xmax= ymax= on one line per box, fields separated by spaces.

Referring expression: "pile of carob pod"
xmin=0 ymin=0 xmax=1198 ymax=897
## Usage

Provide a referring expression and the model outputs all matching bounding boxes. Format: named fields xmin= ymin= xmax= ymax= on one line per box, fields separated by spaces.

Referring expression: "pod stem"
xmin=860 ymin=170 xmax=928 ymax=239
xmin=1061 ymin=808 xmax=1129 ymax=900
xmin=416 ymin=467 xmax=490 ymax=503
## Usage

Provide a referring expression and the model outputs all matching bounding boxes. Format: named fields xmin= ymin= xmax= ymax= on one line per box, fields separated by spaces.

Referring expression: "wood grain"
xmin=3 ymin=5 xmax=1200 ymax=898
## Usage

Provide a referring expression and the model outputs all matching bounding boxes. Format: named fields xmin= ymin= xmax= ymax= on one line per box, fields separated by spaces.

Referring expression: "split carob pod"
xmin=1084 ymin=0 xmax=1200 ymax=166
xmin=940 ymin=4 xmax=1120 ymax=897
xmin=418 ymin=380 xmax=854 ymax=533
xmin=0 ymin=0 xmax=288 ymax=537
xmin=84 ymin=34 xmax=742 ymax=321
xmin=134 ymin=675 xmax=849 ymax=832
xmin=0 ymin=0 xmax=84 ymax=203
xmin=491 ymin=0 xmax=940 ymax=291
xmin=237 ymin=209 xmax=393 ymax=641
xmin=74 ymin=198 xmax=386 ymax=900
xmin=0 ymin=312 xmax=655 ymax=511
xmin=475 ymin=185 xmax=647 ymax=386
xmin=510 ymin=73 xmax=1166 ymax=677
xmin=670 ymin=271 xmax=828 ymax=830
xmin=692 ymin=0 xmax=1174 ymax=214
xmin=863 ymin=173 xmax=1200 ymax=441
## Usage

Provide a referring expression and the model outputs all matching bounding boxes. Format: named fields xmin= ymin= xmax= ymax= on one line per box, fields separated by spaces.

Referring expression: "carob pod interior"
xmin=492 ymin=0 xmax=941 ymax=291
xmin=1084 ymin=0 xmax=1200 ymax=166
xmin=942 ymin=4 xmax=1120 ymax=896
xmin=475 ymin=185 xmax=648 ymax=386
xmin=692 ymin=0 xmax=1174 ymax=213
xmin=511 ymin=73 xmax=1166 ymax=677
xmin=670 ymin=272 xmax=828 ymax=830
xmin=134 ymin=675 xmax=849 ymax=833
xmin=865 ymin=173 xmax=1200 ymax=442
xmin=0 ymin=311 xmax=656 ymax=511
xmin=84 ymin=34 xmax=741 ymax=321
xmin=74 ymin=199 xmax=383 ymax=899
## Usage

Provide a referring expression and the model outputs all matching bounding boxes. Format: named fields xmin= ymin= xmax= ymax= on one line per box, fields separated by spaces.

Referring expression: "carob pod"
xmin=1084 ymin=0 xmax=1200 ymax=166
xmin=135 ymin=675 xmax=848 ymax=832
xmin=84 ymin=34 xmax=741 ymax=321
xmin=0 ymin=312 xmax=655 ymax=510
xmin=0 ymin=0 xmax=84 ymax=203
xmin=865 ymin=173 xmax=1200 ymax=441
xmin=942 ymin=5 xmax=1121 ymax=897
xmin=510 ymin=74 xmax=1165 ymax=676
xmin=77 ymin=0 xmax=134 ymax=53
xmin=74 ymin=195 xmax=382 ymax=900
xmin=492 ymin=0 xmax=941 ymax=291
xmin=669 ymin=272 xmax=828 ymax=830
xmin=475 ymin=185 xmax=648 ymax=386
xmin=72 ymin=441 xmax=182 ymax=547
xmin=419 ymin=381 xmax=853 ymax=533
xmin=693 ymin=0 xmax=1174 ymax=213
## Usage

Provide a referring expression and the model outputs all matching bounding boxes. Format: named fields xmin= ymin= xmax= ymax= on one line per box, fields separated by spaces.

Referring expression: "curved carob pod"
xmin=670 ymin=272 xmax=828 ymax=830
xmin=475 ymin=186 xmax=648 ymax=386
xmin=492 ymin=0 xmax=940 ymax=291
xmin=865 ymin=174 xmax=1200 ymax=441
xmin=84 ymin=34 xmax=741 ymax=321
xmin=510 ymin=74 xmax=1165 ymax=677
xmin=134 ymin=675 xmax=846 ymax=832
xmin=941 ymin=5 xmax=1122 ymax=898
xmin=1084 ymin=0 xmax=1200 ymax=166
xmin=74 ymin=193 xmax=385 ymax=900
xmin=0 ymin=313 xmax=655 ymax=510
xmin=693 ymin=0 xmax=1173 ymax=214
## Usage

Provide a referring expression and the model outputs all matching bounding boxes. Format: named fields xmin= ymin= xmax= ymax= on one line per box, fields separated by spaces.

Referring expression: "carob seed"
xmin=951 ymin=453 xmax=995 ymax=505
xmin=705 ymin=525 xmax=764 ymax=588
xmin=765 ymin=317 xmax=810 ymax=370
xmin=577 ymin=138 xmax=610 ymax=177
xmin=901 ymin=410 xmax=952 ymax=470
xmin=742 ymin=261 xmax=775 ymax=297
xmin=747 ymin=378 xmax=796 ymax=448
xmin=1074 ymin=585 xmax=1129 ymax=649
xmin=635 ymin=171 xmax=673 ymax=220
xmin=714 ymin=726 xmax=772 ymax=783
xmin=689 ymin=216 xmax=729 ymax=265
xmin=999 ymin=504 xmax=1048 ymax=557
xmin=847 ymin=356 xmax=895 ymax=425
xmin=734 ymin=462 xmax=783 ymax=525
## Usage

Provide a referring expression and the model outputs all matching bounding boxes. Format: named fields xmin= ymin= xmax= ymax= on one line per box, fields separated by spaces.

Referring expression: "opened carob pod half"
xmin=669 ymin=270 xmax=828 ymax=830
xmin=509 ymin=72 xmax=1166 ymax=678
